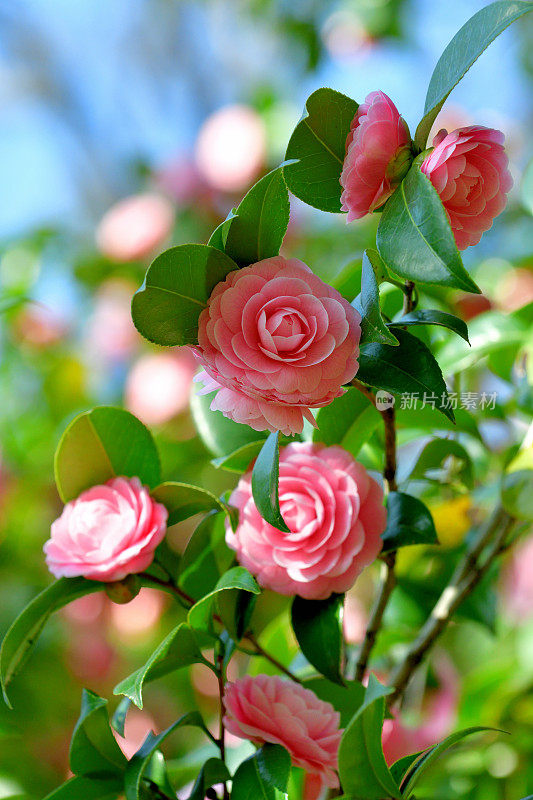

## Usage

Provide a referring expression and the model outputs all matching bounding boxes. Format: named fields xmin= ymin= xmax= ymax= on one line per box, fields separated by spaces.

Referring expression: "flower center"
xmin=257 ymin=303 xmax=317 ymax=361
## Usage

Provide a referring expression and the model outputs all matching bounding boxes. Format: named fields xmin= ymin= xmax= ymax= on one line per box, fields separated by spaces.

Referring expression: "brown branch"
xmin=388 ymin=510 xmax=515 ymax=705
xmin=245 ymin=632 xmax=303 ymax=684
xmin=354 ymin=552 xmax=397 ymax=682
xmin=216 ymin=652 xmax=230 ymax=800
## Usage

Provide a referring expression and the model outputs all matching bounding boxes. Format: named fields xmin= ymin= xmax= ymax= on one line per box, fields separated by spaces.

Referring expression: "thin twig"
xmin=245 ymin=632 xmax=303 ymax=684
xmin=389 ymin=510 xmax=515 ymax=705
xmin=216 ymin=652 xmax=230 ymax=800
xmin=354 ymin=552 xmax=396 ymax=682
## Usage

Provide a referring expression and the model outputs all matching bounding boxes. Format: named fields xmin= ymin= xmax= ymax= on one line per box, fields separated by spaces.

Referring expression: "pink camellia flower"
xmin=340 ymin=90 xmax=412 ymax=220
xmin=224 ymin=674 xmax=343 ymax=788
xmin=44 ymin=477 xmax=168 ymax=582
xmin=421 ymin=126 xmax=513 ymax=250
xmin=226 ymin=442 xmax=385 ymax=599
xmin=96 ymin=193 xmax=174 ymax=262
xmin=193 ymin=257 xmax=361 ymax=436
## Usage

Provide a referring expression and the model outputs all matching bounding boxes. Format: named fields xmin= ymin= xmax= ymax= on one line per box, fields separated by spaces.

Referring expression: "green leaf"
xmin=396 ymin=404 xmax=481 ymax=442
xmin=353 ymin=250 xmax=399 ymax=346
xmin=357 ymin=328 xmax=455 ymax=422
xmin=190 ymin=383 xmax=268 ymax=457
xmin=222 ymin=166 xmax=290 ymax=266
xmin=111 ymin=696 xmax=131 ymax=738
xmin=70 ymin=690 xmax=127 ymax=778
xmin=401 ymin=726 xmax=501 ymax=796
xmin=179 ymin=512 xmax=235 ymax=601
xmin=501 ymin=469 xmax=533 ymax=521
xmin=303 ymin=677 xmax=365 ymax=728
xmin=284 ymin=88 xmax=358 ymax=212
xmin=255 ymin=744 xmax=292 ymax=793
xmin=131 ymin=244 xmax=237 ymax=346
xmin=231 ymin=752 xmax=287 ymax=800
xmin=150 ymin=481 xmax=227 ymax=526
xmin=114 ymin=623 xmax=212 ymax=709
xmin=54 ymin=406 xmax=161 ymax=503
xmin=187 ymin=567 xmax=260 ymax=634
xmin=217 ymin=586 xmax=258 ymax=642
xmin=393 ymin=309 xmax=469 ymax=343
xmin=212 ymin=440 xmax=265 ymax=473
xmin=312 ymin=387 xmax=381 ymax=457
xmin=208 ymin=208 xmax=238 ymax=250
xmin=437 ymin=311 xmax=527 ymax=374
xmin=415 ymin=1 xmax=533 ymax=149
xmin=124 ymin=712 xmax=207 ymax=800
xmin=409 ymin=438 xmax=474 ymax=489
xmin=389 ymin=751 xmax=424 ymax=788
xmin=42 ymin=777 xmax=123 ymax=800
xmin=377 ymin=165 xmax=480 ymax=294
xmin=381 ymin=492 xmax=438 ymax=552
xmin=186 ymin=758 xmax=231 ymax=800
xmin=252 ymin=432 xmax=290 ymax=532
xmin=338 ymin=675 xmax=401 ymax=799
xmin=0 ymin=577 xmax=104 ymax=706
xmin=291 ymin=594 xmax=344 ymax=685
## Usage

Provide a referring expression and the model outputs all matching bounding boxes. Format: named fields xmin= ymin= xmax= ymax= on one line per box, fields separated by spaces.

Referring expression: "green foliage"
xmin=186 ymin=758 xmax=231 ymax=800
xmin=54 ymin=406 xmax=161 ymax=502
xmin=358 ymin=329 xmax=454 ymax=422
xmin=377 ymin=164 xmax=480 ymax=293
xmin=408 ymin=438 xmax=474 ymax=489
xmin=69 ymin=690 xmax=127 ymax=778
xmin=231 ymin=745 xmax=290 ymax=800
xmin=151 ymin=480 xmax=228 ymax=525
xmin=381 ymin=492 xmax=439 ymax=552
xmin=190 ymin=385 xmax=268 ymax=457
xmin=252 ymin=431 xmax=290 ymax=532
xmin=338 ymin=675 xmax=402 ymax=799
xmin=312 ymin=388 xmax=381 ymax=457
xmin=42 ymin=777 xmax=123 ymax=799
xmin=178 ymin=512 xmax=235 ymax=600
xmin=284 ymin=88 xmax=358 ymax=212
xmin=212 ymin=440 xmax=265 ymax=473
xmin=415 ymin=0 xmax=533 ymax=148
xmin=131 ymin=244 xmax=237 ymax=346
xmin=354 ymin=249 xmax=399 ymax=346
xmin=291 ymin=594 xmax=344 ymax=684
xmin=394 ymin=309 xmax=470 ymax=343
xmin=304 ymin=677 xmax=365 ymax=728
xmin=187 ymin=566 xmax=260 ymax=635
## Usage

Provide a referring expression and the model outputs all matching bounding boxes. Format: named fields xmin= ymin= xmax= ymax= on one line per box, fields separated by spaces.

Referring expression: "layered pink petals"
xmin=421 ymin=125 xmax=513 ymax=250
xmin=226 ymin=442 xmax=386 ymax=599
xmin=340 ymin=91 xmax=412 ymax=221
xmin=193 ymin=257 xmax=361 ymax=435
xmin=224 ymin=675 xmax=343 ymax=787
xmin=44 ymin=477 xmax=168 ymax=582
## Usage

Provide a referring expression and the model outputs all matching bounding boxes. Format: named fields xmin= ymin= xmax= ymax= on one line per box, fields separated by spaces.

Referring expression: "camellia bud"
xmin=105 ymin=574 xmax=141 ymax=605
xmin=385 ymin=144 xmax=414 ymax=186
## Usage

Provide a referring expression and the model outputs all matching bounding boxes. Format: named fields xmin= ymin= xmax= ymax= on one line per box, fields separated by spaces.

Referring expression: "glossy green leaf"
xmin=252 ymin=431 xmax=290 ymax=532
xmin=124 ymin=712 xmax=208 ymax=800
xmin=190 ymin=383 xmax=268 ymax=457
xmin=208 ymin=208 xmax=238 ymax=250
xmin=42 ymin=777 xmax=123 ymax=800
xmin=217 ymin=586 xmax=258 ymax=642
xmin=401 ymin=726 xmax=500 ymax=795
xmin=54 ymin=406 xmax=161 ymax=502
xmin=338 ymin=675 xmax=401 ymax=799
xmin=437 ymin=311 xmax=527 ymax=374
xmin=70 ymin=690 xmax=127 ymax=778
xmin=231 ymin=752 xmax=287 ymax=800
xmin=186 ymin=758 xmax=231 ymax=800
xmin=381 ymin=492 xmax=438 ymax=552
xmin=222 ymin=166 xmax=290 ymax=266
xmin=377 ymin=165 xmax=480 ymax=293
xmin=415 ymin=1 xmax=533 ymax=148
xmin=114 ymin=623 xmax=212 ymax=709
xmin=179 ymin=512 xmax=235 ymax=601
xmin=0 ymin=577 xmax=104 ymax=706
xmin=353 ymin=249 xmax=399 ymax=346
xmin=409 ymin=438 xmax=474 ymax=489
xmin=291 ymin=594 xmax=344 ymax=685
xmin=284 ymin=88 xmax=358 ymax=212
xmin=501 ymin=469 xmax=533 ymax=521
xmin=111 ymin=696 xmax=131 ymax=738
xmin=131 ymin=244 xmax=237 ymax=346
xmin=304 ymin=677 xmax=365 ymax=728
xmin=389 ymin=751 xmax=424 ymax=789
xmin=211 ymin=440 xmax=265 ymax=473
xmin=393 ymin=309 xmax=469 ymax=343
xmin=358 ymin=328 xmax=454 ymax=422
xmin=312 ymin=387 xmax=381 ymax=457
xmin=187 ymin=567 xmax=260 ymax=634
xmin=150 ymin=481 xmax=227 ymax=526
xmin=255 ymin=744 xmax=292 ymax=793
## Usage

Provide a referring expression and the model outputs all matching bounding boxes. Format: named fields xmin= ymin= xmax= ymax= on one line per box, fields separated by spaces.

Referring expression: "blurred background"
xmin=0 ymin=1 xmax=532 ymax=798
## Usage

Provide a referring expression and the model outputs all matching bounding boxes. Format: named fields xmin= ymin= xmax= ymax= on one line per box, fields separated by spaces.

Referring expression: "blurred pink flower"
xmin=96 ymin=193 xmax=174 ymax=262
xmin=226 ymin=442 xmax=385 ymax=599
xmin=382 ymin=661 xmax=458 ymax=765
xmin=195 ymin=105 xmax=266 ymax=192
xmin=502 ymin=534 xmax=533 ymax=622
xmin=14 ymin=305 xmax=67 ymax=348
xmin=497 ymin=268 xmax=533 ymax=312
xmin=154 ymin=156 xmax=212 ymax=205
xmin=125 ymin=349 xmax=196 ymax=426
xmin=193 ymin=256 xmax=361 ymax=436
xmin=44 ymin=477 xmax=168 ymax=582
xmin=224 ymin=674 xmax=342 ymax=787
xmin=421 ymin=126 xmax=512 ymax=250
xmin=343 ymin=594 xmax=368 ymax=644
xmin=340 ymin=91 xmax=412 ymax=220
xmin=87 ymin=280 xmax=140 ymax=362
xmin=110 ymin=588 xmax=166 ymax=636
